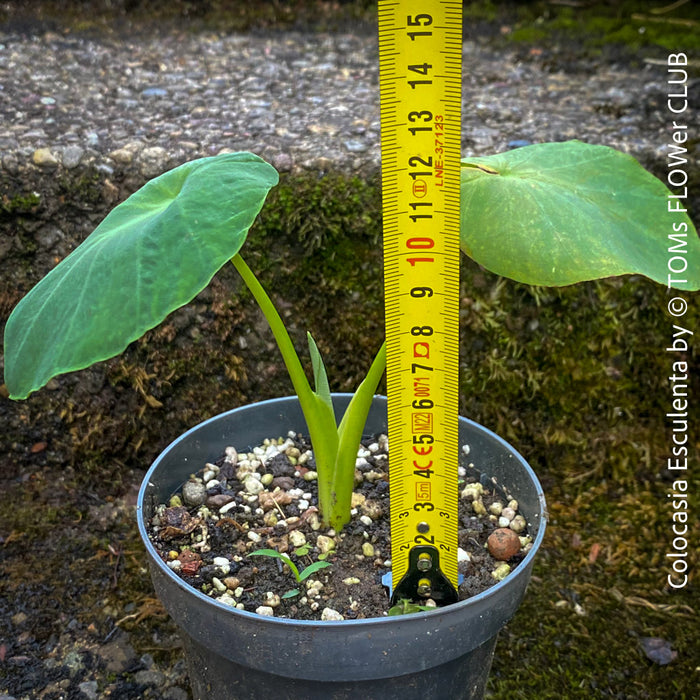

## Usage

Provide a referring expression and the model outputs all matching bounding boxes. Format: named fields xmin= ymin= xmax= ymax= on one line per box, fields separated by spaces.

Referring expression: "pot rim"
xmin=137 ymin=393 xmax=547 ymax=628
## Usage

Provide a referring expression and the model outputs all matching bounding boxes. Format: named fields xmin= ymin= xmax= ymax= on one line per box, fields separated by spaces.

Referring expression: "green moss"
xmin=508 ymin=25 xmax=549 ymax=44
xmin=235 ymin=171 xmax=385 ymax=391
xmin=0 ymin=191 xmax=41 ymax=215
xmin=2 ymin=0 xmax=378 ymax=36
xmin=463 ymin=1 xmax=499 ymax=23
xmin=500 ymin=1 xmax=700 ymax=53
xmin=59 ymin=170 xmax=104 ymax=207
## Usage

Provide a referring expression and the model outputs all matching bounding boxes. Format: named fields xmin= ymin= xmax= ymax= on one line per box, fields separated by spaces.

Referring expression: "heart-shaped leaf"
xmin=4 ymin=152 xmax=279 ymax=399
xmin=460 ymin=140 xmax=700 ymax=290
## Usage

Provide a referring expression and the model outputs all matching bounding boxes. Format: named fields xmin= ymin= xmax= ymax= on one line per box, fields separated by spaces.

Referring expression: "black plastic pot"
xmin=137 ymin=395 xmax=546 ymax=700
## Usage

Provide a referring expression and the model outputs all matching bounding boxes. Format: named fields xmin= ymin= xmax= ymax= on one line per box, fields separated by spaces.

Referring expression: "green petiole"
xmin=231 ymin=253 xmax=386 ymax=530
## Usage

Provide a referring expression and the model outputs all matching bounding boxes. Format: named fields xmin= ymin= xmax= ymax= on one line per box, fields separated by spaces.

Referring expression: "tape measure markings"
xmin=379 ymin=0 xmax=462 ymax=597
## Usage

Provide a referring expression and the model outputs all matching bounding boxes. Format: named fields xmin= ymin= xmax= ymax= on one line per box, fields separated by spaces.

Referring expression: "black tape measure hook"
xmin=386 ymin=545 xmax=459 ymax=607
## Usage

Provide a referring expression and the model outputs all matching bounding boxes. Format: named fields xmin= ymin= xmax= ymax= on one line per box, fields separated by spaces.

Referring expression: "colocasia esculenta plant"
xmin=4 ymin=142 xmax=700 ymax=529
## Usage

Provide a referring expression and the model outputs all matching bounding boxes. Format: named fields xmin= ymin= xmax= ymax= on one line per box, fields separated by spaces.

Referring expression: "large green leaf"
xmin=4 ymin=152 xmax=279 ymax=399
xmin=460 ymin=140 xmax=700 ymax=290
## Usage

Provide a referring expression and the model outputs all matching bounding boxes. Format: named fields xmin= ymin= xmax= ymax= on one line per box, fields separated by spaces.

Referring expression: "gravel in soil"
xmin=146 ymin=433 xmax=533 ymax=620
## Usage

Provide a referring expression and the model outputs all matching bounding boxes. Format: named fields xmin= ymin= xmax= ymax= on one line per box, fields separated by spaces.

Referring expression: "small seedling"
xmin=387 ymin=598 xmax=435 ymax=616
xmin=248 ymin=548 xmax=332 ymax=585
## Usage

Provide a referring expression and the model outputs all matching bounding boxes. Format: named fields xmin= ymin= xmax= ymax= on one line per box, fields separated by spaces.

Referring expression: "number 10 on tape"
xmin=379 ymin=0 xmax=462 ymax=603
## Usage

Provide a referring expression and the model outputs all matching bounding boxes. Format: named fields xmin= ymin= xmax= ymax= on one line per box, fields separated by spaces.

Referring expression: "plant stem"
xmin=230 ymin=254 xmax=387 ymax=530
xmin=230 ymin=254 xmax=339 ymax=516
xmin=330 ymin=341 xmax=386 ymax=530
xmin=231 ymin=254 xmax=312 ymax=405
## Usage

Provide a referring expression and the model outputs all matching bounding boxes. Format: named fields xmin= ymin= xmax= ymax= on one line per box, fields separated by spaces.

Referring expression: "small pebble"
xmin=207 ymin=494 xmax=235 ymax=509
xmin=219 ymin=501 xmax=237 ymax=515
xmin=182 ymin=481 xmax=207 ymax=507
xmin=489 ymin=501 xmax=503 ymax=516
xmin=258 ymin=491 xmax=293 ymax=511
xmin=255 ymin=606 xmax=274 ymax=617
xmin=213 ymin=557 xmax=231 ymax=575
xmin=316 ymin=535 xmax=335 ymax=554
xmin=307 ymin=511 xmax=321 ymax=530
xmin=108 ymin=146 xmax=136 ymax=164
xmin=461 ymin=483 xmax=483 ymax=500
xmin=244 ymin=476 xmax=264 ymax=495
xmin=360 ymin=500 xmax=383 ymax=519
xmin=236 ymin=462 xmax=254 ymax=479
xmin=265 ymin=592 xmax=281 ymax=608
xmin=362 ymin=542 xmax=375 ymax=557
xmin=501 ymin=507 xmax=516 ymax=522
xmin=306 ymin=580 xmax=324 ymax=596
xmin=510 ymin=515 xmax=527 ymax=533
xmin=289 ymin=530 xmax=307 ymax=547
xmin=351 ymin=493 xmax=366 ymax=508
xmin=61 ymin=145 xmax=84 ymax=168
xmin=487 ymin=528 xmax=521 ymax=561
xmin=364 ymin=470 xmax=385 ymax=483
xmin=134 ymin=670 xmax=166 ymax=687
xmin=491 ymin=563 xmax=511 ymax=581
xmin=321 ymin=607 xmax=344 ymax=621
xmin=472 ymin=499 xmax=487 ymax=516
xmin=78 ymin=680 xmax=99 ymax=700
xmin=32 ymin=147 xmax=59 ymax=168
xmin=272 ymin=476 xmax=295 ymax=490
xmin=457 ymin=547 xmax=471 ymax=563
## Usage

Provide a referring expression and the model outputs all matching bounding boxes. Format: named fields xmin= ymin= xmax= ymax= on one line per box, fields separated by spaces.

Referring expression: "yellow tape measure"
xmin=379 ymin=0 xmax=462 ymax=604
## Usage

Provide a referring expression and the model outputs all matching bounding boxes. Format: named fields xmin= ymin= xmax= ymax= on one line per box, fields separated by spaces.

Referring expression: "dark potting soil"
xmin=145 ymin=433 xmax=533 ymax=621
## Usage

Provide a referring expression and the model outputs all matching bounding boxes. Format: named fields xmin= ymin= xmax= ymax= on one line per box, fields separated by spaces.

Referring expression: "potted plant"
xmin=3 ymin=143 xmax=699 ymax=699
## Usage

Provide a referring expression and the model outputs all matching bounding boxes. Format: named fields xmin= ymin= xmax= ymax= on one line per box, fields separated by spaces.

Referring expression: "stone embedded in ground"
xmin=32 ymin=147 xmax=59 ymax=168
